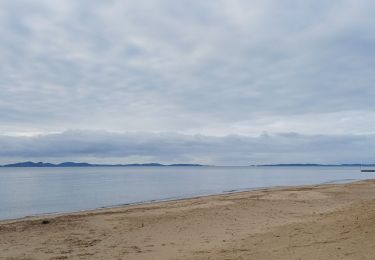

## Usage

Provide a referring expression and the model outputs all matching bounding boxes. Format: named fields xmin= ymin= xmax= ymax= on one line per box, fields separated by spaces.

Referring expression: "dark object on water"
xmin=361 ymin=169 xmax=375 ymax=172
xmin=41 ymin=220 xmax=50 ymax=225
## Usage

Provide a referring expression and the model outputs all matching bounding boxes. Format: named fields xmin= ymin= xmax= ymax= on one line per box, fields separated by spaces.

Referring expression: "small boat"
xmin=361 ymin=169 xmax=375 ymax=172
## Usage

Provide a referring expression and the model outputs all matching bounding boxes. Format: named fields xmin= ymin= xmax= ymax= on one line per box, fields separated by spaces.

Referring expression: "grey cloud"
xmin=0 ymin=0 xmax=375 ymax=136
xmin=1 ymin=1 xmax=375 ymax=164
xmin=0 ymin=131 xmax=374 ymax=165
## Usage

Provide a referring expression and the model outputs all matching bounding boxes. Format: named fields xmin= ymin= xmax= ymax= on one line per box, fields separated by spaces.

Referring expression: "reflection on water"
xmin=0 ymin=166 xmax=373 ymax=220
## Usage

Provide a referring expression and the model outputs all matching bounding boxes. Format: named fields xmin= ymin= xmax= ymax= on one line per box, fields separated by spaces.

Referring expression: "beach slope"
xmin=1 ymin=180 xmax=375 ymax=259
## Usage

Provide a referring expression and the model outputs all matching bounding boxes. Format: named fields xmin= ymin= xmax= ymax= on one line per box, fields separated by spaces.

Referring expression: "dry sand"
xmin=1 ymin=180 xmax=375 ymax=259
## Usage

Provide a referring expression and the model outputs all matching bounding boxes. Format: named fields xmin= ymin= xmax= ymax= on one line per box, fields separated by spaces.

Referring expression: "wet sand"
xmin=1 ymin=180 xmax=375 ymax=259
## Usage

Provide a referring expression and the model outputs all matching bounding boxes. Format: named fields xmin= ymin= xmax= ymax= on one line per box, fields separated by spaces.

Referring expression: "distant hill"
xmin=2 ymin=162 xmax=372 ymax=168
xmin=3 ymin=162 xmax=57 ymax=167
xmin=1 ymin=161 xmax=205 ymax=167
xmin=2 ymin=162 xmax=95 ymax=167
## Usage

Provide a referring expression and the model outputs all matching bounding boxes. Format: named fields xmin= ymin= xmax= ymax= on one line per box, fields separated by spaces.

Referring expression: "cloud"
xmin=0 ymin=0 xmax=375 ymax=136
xmin=0 ymin=130 xmax=374 ymax=165
xmin=0 ymin=1 xmax=375 ymax=163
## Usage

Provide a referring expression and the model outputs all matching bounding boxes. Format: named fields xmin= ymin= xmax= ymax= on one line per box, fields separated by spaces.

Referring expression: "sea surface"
xmin=0 ymin=166 xmax=374 ymax=220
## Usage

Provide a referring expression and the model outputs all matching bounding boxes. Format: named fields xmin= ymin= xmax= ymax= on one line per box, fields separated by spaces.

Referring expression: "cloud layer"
xmin=1 ymin=131 xmax=374 ymax=165
xmin=1 ymin=1 xmax=375 ymax=163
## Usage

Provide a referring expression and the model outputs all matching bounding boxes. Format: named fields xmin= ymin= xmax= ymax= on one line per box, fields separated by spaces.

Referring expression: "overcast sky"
xmin=1 ymin=0 xmax=375 ymax=165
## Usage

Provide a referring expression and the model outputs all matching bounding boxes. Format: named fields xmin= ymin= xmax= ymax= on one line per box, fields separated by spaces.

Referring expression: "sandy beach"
xmin=1 ymin=180 xmax=375 ymax=259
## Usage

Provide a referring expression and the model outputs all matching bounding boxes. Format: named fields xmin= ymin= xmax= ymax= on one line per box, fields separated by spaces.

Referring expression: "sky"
xmin=0 ymin=0 xmax=375 ymax=165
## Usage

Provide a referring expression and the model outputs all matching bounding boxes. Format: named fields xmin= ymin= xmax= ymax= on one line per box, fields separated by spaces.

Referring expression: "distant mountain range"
xmin=1 ymin=162 xmax=374 ymax=167
xmin=0 ymin=162 xmax=205 ymax=167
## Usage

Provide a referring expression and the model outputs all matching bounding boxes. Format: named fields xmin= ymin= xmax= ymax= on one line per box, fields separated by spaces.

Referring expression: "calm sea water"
xmin=0 ymin=166 xmax=374 ymax=220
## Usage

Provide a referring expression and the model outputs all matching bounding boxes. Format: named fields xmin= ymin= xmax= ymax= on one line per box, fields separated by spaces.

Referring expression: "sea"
xmin=0 ymin=166 xmax=374 ymax=220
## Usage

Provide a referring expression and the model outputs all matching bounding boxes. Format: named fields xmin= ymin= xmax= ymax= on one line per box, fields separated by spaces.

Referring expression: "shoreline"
xmin=1 ymin=179 xmax=375 ymax=259
xmin=0 ymin=178 xmax=360 ymax=224
xmin=0 ymin=177 xmax=361 ymax=223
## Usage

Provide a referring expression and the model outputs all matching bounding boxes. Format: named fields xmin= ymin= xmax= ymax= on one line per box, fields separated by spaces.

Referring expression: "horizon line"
xmin=1 ymin=161 xmax=374 ymax=167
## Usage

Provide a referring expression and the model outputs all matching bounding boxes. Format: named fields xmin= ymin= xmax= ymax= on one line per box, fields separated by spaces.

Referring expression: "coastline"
xmin=0 ymin=178 xmax=359 ymax=223
xmin=0 ymin=184 xmax=308 ymax=224
xmin=1 ymin=179 xmax=375 ymax=259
